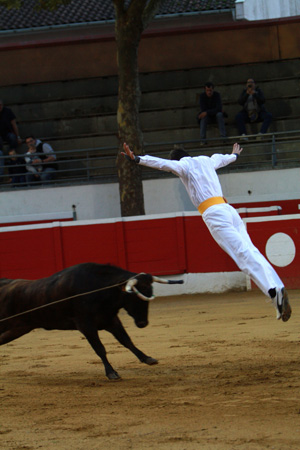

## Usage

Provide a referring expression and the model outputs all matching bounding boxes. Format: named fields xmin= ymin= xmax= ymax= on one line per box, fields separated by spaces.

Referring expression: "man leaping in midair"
xmin=122 ymin=142 xmax=291 ymax=322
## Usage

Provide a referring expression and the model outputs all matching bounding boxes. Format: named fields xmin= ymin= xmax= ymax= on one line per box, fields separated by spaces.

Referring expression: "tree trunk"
xmin=115 ymin=7 xmax=145 ymax=217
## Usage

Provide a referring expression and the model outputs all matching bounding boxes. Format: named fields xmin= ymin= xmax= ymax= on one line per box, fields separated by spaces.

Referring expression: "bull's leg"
xmin=76 ymin=321 xmax=121 ymax=380
xmin=0 ymin=326 xmax=32 ymax=345
xmin=106 ymin=317 xmax=158 ymax=366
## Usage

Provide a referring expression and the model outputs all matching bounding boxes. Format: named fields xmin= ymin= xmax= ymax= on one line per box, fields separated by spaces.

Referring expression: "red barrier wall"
xmin=233 ymin=199 xmax=300 ymax=216
xmin=246 ymin=215 xmax=300 ymax=289
xmin=1 ymin=211 xmax=299 ymax=289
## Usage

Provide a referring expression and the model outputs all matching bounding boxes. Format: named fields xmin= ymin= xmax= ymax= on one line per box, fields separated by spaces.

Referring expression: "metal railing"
xmin=0 ymin=130 xmax=299 ymax=190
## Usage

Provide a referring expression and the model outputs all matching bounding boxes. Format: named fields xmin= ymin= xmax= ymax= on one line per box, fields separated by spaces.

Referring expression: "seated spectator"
xmin=197 ymin=82 xmax=227 ymax=145
xmin=235 ymin=78 xmax=272 ymax=140
xmin=6 ymin=149 xmax=26 ymax=185
xmin=0 ymin=99 xmax=22 ymax=151
xmin=25 ymin=136 xmax=57 ymax=185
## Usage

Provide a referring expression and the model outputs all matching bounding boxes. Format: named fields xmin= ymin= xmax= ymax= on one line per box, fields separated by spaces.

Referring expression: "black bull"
xmin=0 ymin=263 xmax=183 ymax=380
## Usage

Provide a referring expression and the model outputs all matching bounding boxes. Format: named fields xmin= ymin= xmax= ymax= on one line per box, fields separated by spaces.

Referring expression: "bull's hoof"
xmin=107 ymin=371 xmax=122 ymax=381
xmin=144 ymin=357 xmax=158 ymax=366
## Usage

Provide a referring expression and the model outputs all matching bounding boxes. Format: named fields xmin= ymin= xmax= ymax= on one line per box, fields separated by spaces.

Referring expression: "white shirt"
xmin=138 ymin=153 xmax=237 ymax=209
xmin=25 ymin=139 xmax=56 ymax=174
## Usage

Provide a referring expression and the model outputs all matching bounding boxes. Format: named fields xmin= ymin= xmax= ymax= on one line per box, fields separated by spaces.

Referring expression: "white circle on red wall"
xmin=265 ymin=232 xmax=296 ymax=267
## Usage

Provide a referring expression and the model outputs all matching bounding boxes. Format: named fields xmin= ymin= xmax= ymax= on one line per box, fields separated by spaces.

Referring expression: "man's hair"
xmin=25 ymin=135 xmax=36 ymax=141
xmin=169 ymin=145 xmax=190 ymax=161
xmin=205 ymin=81 xmax=214 ymax=89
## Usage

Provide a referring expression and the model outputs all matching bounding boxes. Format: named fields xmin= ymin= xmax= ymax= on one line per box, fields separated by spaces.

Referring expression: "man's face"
xmin=205 ymin=86 xmax=214 ymax=97
xmin=9 ymin=149 xmax=17 ymax=160
xmin=247 ymin=79 xmax=255 ymax=88
xmin=26 ymin=137 xmax=36 ymax=152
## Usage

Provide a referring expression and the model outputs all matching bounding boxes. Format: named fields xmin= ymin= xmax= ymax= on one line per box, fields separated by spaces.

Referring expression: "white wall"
xmin=143 ymin=168 xmax=300 ymax=215
xmin=0 ymin=183 xmax=121 ymax=221
xmin=0 ymin=167 xmax=299 ymax=221
xmin=235 ymin=0 xmax=300 ymax=21
xmin=152 ymin=272 xmax=248 ymax=297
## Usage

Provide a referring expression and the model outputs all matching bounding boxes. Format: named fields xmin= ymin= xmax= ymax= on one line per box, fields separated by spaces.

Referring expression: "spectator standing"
xmin=6 ymin=149 xmax=26 ymax=185
xmin=235 ymin=78 xmax=272 ymax=140
xmin=197 ymin=82 xmax=227 ymax=145
xmin=0 ymin=99 xmax=22 ymax=183
xmin=25 ymin=135 xmax=57 ymax=184
xmin=0 ymin=99 xmax=22 ymax=151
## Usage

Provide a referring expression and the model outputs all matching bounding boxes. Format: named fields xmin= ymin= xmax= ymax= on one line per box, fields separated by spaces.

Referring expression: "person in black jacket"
xmin=235 ymin=78 xmax=272 ymax=140
xmin=197 ymin=82 xmax=227 ymax=145
xmin=0 ymin=99 xmax=22 ymax=151
xmin=0 ymin=99 xmax=22 ymax=182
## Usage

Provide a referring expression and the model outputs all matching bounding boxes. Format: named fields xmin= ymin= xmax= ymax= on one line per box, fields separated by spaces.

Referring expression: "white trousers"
xmin=202 ymin=203 xmax=284 ymax=297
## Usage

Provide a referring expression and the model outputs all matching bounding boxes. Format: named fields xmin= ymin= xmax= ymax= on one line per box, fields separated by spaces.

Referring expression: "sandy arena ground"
xmin=1 ymin=289 xmax=300 ymax=450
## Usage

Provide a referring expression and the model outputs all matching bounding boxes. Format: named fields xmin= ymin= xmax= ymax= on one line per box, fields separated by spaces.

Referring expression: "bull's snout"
xmin=135 ymin=320 xmax=148 ymax=328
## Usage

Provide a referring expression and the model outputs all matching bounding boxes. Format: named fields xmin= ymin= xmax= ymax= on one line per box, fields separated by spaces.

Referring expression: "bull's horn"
xmin=132 ymin=286 xmax=155 ymax=302
xmin=125 ymin=278 xmax=155 ymax=301
xmin=152 ymin=276 xmax=184 ymax=285
xmin=125 ymin=278 xmax=137 ymax=293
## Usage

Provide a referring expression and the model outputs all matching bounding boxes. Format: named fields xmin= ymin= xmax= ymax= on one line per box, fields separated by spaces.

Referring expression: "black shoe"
xmin=272 ymin=287 xmax=292 ymax=322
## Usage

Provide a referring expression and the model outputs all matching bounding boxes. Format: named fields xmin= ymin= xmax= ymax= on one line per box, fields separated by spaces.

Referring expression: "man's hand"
xmin=198 ymin=111 xmax=207 ymax=119
xmin=122 ymin=143 xmax=135 ymax=160
xmin=232 ymin=143 xmax=243 ymax=156
xmin=121 ymin=143 xmax=140 ymax=163
xmin=32 ymin=158 xmax=42 ymax=164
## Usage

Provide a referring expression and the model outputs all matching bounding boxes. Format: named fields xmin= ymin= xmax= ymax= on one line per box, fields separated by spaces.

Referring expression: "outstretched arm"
xmin=211 ymin=143 xmax=243 ymax=170
xmin=122 ymin=142 xmax=185 ymax=176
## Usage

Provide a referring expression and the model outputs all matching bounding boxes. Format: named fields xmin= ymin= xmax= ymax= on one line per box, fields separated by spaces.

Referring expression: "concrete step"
xmin=12 ymin=96 xmax=118 ymax=120
xmin=1 ymin=58 xmax=299 ymax=106
xmin=8 ymin=77 xmax=299 ymax=122
xmin=16 ymin=97 xmax=300 ymax=141
xmin=140 ymin=118 xmax=300 ymax=144
xmin=139 ymin=59 xmax=300 ymax=92
xmin=0 ymin=76 xmax=119 ymax=104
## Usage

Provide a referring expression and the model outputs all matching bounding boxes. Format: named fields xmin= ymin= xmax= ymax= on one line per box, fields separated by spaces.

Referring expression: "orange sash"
xmin=198 ymin=196 xmax=227 ymax=215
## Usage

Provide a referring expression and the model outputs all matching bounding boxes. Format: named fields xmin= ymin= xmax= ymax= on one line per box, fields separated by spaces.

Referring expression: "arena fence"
xmin=0 ymin=210 xmax=299 ymax=291
xmin=0 ymin=130 xmax=299 ymax=189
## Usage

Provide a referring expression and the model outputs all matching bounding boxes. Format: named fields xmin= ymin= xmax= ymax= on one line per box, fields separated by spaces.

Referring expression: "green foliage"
xmin=0 ymin=0 xmax=72 ymax=10
xmin=37 ymin=0 xmax=72 ymax=11
xmin=0 ymin=0 xmax=22 ymax=9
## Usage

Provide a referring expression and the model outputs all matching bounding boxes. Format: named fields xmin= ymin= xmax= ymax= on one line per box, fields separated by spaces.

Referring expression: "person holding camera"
xmin=235 ymin=78 xmax=272 ymax=140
